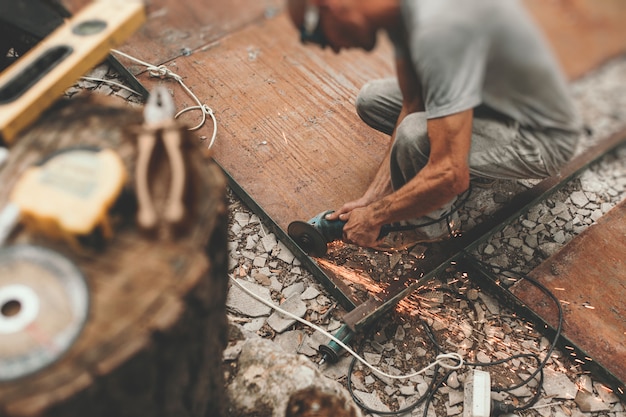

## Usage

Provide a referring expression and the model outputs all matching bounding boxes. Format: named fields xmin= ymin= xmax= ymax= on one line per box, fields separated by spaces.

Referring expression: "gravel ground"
xmin=223 ymin=55 xmax=626 ymax=417
xmin=71 ymin=53 xmax=625 ymax=416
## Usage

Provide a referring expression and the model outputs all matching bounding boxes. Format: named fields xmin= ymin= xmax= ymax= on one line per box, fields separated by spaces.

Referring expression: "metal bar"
xmin=343 ymin=128 xmax=626 ymax=331
xmin=216 ymin=160 xmax=360 ymax=312
xmin=106 ymin=54 xmax=149 ymax=100
xmin=458 ymin=254 xmax=626 ymax=402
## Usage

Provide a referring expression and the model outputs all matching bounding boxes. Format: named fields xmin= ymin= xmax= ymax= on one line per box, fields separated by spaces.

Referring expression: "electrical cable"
xmin=345 ymin=317 xmax=448 ymax=416
xmin=229 ymin=200 xmax=563 ymax=415
xmin=463 ymin=257 xmax=564 ymax=413
xmin=384 ymin=185 xmax=473 ymax=232
xmin=109 ymin=49 xmax=218 ymax=148
xmin=229 ymin=276 xmax=463 ymax=380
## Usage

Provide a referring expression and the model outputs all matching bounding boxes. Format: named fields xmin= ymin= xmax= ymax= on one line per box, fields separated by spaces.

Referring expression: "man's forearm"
xmin=367 ymin=162 xmax=463 ymax=226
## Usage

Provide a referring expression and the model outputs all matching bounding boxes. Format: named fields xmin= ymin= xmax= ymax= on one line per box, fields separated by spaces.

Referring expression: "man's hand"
xmin=324 ymin=196 xmax=371 ymax=222
xmin=341 ymin=206 xmax=384 ymax=248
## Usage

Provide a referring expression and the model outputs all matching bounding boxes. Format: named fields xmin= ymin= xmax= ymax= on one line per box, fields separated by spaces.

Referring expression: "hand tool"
xmin=0 ymin=146 xmax=127 ymax=249
xmin=318 ymin=323 xmax=355 ymax=365
xmin=0 ymin=0 xmax=145 ymax=144
xmin=134 ymin=86 xmax=187 ymax=231
xmin=0 ymin=245 xmax=89 ymax=381
xmin=288 ymin=210 xmax=400 ymax=257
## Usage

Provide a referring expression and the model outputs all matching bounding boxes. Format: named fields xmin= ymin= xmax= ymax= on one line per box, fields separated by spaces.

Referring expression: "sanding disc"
xmin=287 ymin=221 xmax=328 ymax=257
xmin=0 ymin=245 xmax=89 ymax=381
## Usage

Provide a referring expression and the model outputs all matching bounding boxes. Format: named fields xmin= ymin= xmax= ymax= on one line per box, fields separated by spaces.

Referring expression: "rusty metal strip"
xmin=458 ymin=254 xmax=626 ymax=402
xmin=341 ymin=128 xmax=626 ymax=331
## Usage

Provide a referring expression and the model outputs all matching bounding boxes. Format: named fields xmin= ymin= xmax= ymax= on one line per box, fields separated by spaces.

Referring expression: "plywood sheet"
xmin=129 ymin=13 xmax=395 ymax=229
xmin=525 ymin=0 xmax=626 ymax=80
xmin=106 ymin=0 xmax=626 ymax=232
xmin=511 ymin=200 xmax=626 ymax=384
xmin=61 ymin=0 xmax=283 ymax=63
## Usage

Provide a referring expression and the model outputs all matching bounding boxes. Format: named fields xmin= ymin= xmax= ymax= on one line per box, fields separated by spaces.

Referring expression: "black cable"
xmin=466 ymin=257 xmax=564 ymax=412
xmin=346 ymin=318 xmax=447 ymax=416
xmin=342 ymin=236 xmax=563 ymax=415
xmin=384 ymin=184 xmax=473 ymax=232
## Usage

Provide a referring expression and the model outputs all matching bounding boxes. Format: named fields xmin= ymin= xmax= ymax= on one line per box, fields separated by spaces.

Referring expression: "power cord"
xmin=228 ymin=233 xmax=563 ymax=416
xmin=229 ymin=276 xmax=463 ymax=380
xmin=466 ymin=258 xmax=564 ymax=414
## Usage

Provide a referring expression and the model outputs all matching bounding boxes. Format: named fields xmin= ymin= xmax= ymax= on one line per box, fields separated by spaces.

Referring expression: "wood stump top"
xmin=0 ymin=94 xmax=227 ymax=417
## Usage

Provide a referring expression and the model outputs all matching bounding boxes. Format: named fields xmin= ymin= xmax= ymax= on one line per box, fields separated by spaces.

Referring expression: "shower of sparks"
xmin=316 ymin=258 xmax=426 ymax=314
xmin=316 ymin=259 xmax=475 ymax=338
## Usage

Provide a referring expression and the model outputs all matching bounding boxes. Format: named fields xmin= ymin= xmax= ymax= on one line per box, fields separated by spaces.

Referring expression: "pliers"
xmin=135 ymin=86 xmax=186 ymax=230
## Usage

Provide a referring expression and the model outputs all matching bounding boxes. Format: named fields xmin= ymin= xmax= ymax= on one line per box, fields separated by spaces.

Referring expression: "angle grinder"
xmin=288 ymin=210 xmax=396 ymax=257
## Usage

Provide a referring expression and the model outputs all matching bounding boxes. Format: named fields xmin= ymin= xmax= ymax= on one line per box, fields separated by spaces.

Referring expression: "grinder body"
xmin=288 ymin=210 xmax=393 ymax=257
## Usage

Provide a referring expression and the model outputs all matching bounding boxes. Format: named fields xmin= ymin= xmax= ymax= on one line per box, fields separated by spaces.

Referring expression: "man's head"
xmin=286 ymin=0 xmax=379 ymax=53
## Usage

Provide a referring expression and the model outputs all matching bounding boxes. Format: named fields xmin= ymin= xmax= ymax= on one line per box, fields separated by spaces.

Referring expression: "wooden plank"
xmin=511 ymin=200 xmax=626 ymax=385
xmin=61 ymin=0 xmax=284 ymax=64
xmin=129 ymin=12 xmax=394 ymax=229
xmin=525 ymin=0 xmax=626 ymax=80
xmin=110 ymin=0 xmax=626 ymax=232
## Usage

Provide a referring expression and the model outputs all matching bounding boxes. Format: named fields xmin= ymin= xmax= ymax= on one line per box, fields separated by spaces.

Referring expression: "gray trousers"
xmin=356 ymin=78 xmax=580 ymax=191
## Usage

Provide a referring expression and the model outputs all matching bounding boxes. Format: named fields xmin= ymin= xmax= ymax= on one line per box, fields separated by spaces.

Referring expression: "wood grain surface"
xmin=0 ymin=95 xmax=229 ymax=417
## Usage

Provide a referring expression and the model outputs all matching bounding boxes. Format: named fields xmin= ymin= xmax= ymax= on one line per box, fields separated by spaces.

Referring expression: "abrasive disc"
xmin=287 ymin=220 xmax=328 ymax=257
xmin=0 ymin=245 xmax=89 ymax=381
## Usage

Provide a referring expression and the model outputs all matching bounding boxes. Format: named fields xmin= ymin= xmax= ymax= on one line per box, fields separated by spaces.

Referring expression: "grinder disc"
xmin=287 ymin=221 xmax=328 ymax=257
xmin=0 ymin=245 xmax=89 ymax=381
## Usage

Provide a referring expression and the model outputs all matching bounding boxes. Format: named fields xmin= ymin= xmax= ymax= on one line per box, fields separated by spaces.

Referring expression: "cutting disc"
xmin=0 ymin=245 xmax=89 ymax=381
xmin=287 ymin=220 xmax=328 ymax=257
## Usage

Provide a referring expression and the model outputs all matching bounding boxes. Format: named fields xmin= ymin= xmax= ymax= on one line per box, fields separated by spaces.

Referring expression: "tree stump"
xmin=0 ymin=94 xmax=229 ymax=417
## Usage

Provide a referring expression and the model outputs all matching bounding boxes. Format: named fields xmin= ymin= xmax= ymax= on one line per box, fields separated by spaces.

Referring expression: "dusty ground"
xmin=221 ymin=56 xmax=626 ymax=417
xmin=68 ymin=53 xmax=626 ymax=416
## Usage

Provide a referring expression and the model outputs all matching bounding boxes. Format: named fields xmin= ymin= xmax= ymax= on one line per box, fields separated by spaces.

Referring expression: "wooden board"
xmin=511 ymin=199 xmax=626 ymax=386
xmin=61 ymin=0 xmax=284 ymax=64
xmin=100 ymin=0 xmax=626 ymax=231
xmin=0 ymin=96 xmax=230 ymax=417
xmin=525 ymin=0 xmax=626 ymax=80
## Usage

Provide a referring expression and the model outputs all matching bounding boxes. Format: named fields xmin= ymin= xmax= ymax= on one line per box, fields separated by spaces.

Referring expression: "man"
xmin=287 ymin=0 xmax=581 ymax=250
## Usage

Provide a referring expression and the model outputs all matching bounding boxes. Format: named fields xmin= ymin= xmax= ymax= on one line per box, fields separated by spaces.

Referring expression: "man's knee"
xmin=355 ymin=78 xmax=401 ymax=135
xmin=393 ymin=113 xmax=429 ymax=157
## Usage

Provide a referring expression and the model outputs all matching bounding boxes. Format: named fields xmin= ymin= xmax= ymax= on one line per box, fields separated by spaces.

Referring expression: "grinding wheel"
xmin=287 ymin=220 xmax=329 ymax=257
xmin=0 ymin=245 xmax=89 ymax=381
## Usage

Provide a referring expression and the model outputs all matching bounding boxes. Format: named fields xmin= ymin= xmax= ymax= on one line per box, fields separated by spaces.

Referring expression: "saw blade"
xmin=287 ymin=220 xmax=328 ymax=257
xmin=0 ymin=245 xmax=89 ymax=381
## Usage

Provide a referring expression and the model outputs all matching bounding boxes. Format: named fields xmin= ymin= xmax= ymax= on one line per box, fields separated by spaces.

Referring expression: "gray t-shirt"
xmin=394 ymin=0 xmax=581 ymax=132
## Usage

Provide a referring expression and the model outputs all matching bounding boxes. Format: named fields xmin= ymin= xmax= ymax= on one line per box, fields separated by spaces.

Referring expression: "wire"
xmin=383 ymin=184 xmax=473 ymax=233
xmin=464 ymin=258 xmax=564 ymax=412
xmin=79 ymin=76 xmax=142 ymax=97
xmin=346 ymin=318 xmax=448 ymax=416
xmin=229 ymin=214 xmax=563 ymax=415
xmin=110 ymin=49 xmax=218 ymax=149
xmin=229 ymin=276 xmax=463 ymax=380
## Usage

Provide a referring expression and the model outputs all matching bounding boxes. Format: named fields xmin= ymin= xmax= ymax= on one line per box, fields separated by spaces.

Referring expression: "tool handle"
xmin=162 ymin=128 xmax=186 ymax=224
xmin=318 ymin=210 xmax=392 ymax=241
xmin=135 ymin=132 xmax=157 ymax=229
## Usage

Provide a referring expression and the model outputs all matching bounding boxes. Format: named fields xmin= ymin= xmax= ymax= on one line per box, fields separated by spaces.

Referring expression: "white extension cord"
xmin=229 ymin=276 xmax=464 ymax=380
